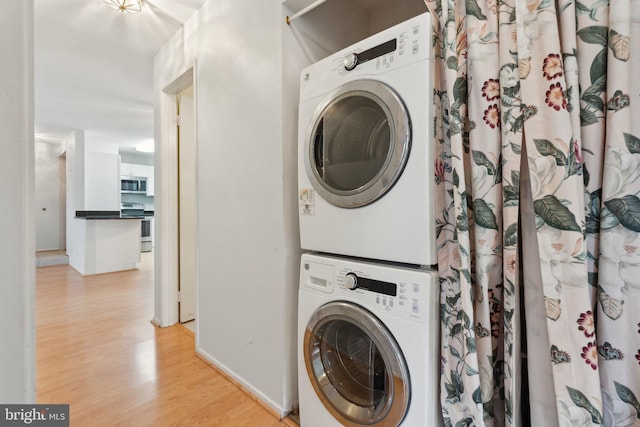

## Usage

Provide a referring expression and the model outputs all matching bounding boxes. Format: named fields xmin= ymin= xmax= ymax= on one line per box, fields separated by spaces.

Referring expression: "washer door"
xmin=303 ymin=301 xmax=410 ymax=426
xmin=304 ymin=80 xmax=411 ymax=208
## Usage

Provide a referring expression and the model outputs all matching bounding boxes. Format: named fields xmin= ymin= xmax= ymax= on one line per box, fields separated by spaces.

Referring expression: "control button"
xmin=376 ymin=296 xmax=380 ymax=304
xmin=343 ymin=53 xmax=358 ymax=71
xmin=412 ymin=302 xmax=420 ymax=313
xmin=413 ymin=284 xmax=420 ymax=293
xmin=390 ymin=299 xmax=394 ymax=307
xmin=344 ymin=273 xmax=358 ymax=290
xmin=383 ymin=298 xmax=387 ymax=306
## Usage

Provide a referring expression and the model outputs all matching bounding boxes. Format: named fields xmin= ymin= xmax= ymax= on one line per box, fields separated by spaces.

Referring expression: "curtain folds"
xmin=424 ymin=0 xmax=640 ymax=425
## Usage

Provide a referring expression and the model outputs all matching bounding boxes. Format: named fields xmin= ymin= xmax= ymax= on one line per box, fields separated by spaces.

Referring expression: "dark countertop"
xmin=75 ymin=210 xmax=153 ymax=220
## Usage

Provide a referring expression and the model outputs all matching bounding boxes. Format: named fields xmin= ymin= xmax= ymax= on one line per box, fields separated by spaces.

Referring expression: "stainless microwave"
xmin=121 ymin=176 xmax=147 ymax=194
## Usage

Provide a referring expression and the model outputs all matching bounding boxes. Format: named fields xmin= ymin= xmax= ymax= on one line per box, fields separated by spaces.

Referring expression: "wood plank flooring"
xmin=36 ymin=253 xmax=294 ymax=426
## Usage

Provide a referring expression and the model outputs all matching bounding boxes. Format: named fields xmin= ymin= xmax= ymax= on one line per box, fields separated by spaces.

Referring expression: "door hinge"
xmin=174 ymin=115 xmax=181 ymax=126
xmin=177 ymin=291 xmax=182 ymax=302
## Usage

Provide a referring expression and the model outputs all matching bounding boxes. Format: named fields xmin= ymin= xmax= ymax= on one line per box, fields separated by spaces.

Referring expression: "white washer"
xmin=298 ymin=253 xmax=442 ymax=427
xmin=298 ymin=13 xmax=436 ymax=266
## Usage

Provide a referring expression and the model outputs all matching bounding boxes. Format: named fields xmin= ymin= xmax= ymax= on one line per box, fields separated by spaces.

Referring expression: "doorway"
xmin=177 ymin=86 xmax=197 ymax=324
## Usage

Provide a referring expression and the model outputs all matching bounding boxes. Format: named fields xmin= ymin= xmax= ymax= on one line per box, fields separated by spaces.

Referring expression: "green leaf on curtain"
xmin=538 ymin=0 xmax=553 ymax=9
xmin=533 ymin=195 xmax=582 ymax=232
xmin=452 ymin=370 xmax=465 ymax=396
xmin=614 ymin=382 xmax=640 ymax=418
xmin=447 ymin=56 xmax=458 ymax=71
xmin=455 ymin=418 xmax=474 ymax=427
xmin=511 ymin=171 xmax=520 ymax=186
xmin=450 ymin=333 xmax=463 ymax=352
xmin=510 ymin=142 xmax=522 ymax=155
xmin=583 ymin=165 xmax=591 ymax=187
xmin=472 ymin=150 xmax=497 ymax=175
xmin=472 ymin=386 xmax=483 ymax=405
xmin=577 ymin=26 xmax=608 ymax=47
xmin=473 ymin=199 xmax=499 ymax=230
xmin=600 ymin=207 xmax=621 ymax=230
xmin=504 ymin=185 xmax=519 ymax=204
xmin=580 ymin=106 xmax=599 ymax=126
xmin=502 ymin=83 xmax=520 ymax=99
xmin=465 ymin=0 xmax=487 ymax=20
xmin=566 ymin=386 xmax=604 ymax=424
xmin=512 ymin=115 xmax=526 ymax=134
xmin=453 ymin=169 xmax=460 ymax=188
xmin=504 ymin=223 xmax=518 ymax=247
xmin=624 ymin=133 xmax=640 ymax=154
xmin=534 ymin=139 xmax=568 ymax=166
xmin=465 ymin=363 xmax=479 ymax=376
xmin=582 ymin=94 xmax=604 ymax=113
xmin=445 ymin=379 xmax=461 ymax=404
xmin=457 ymin=309 xmax=472 ymax=329
xmin=583 ymin=75 xmax=607 ymax=98
xmin=604 ymin=196 xmax=640 ymax=232
xmin=466 ymin=336 xmax=477 ymax=354
xmin=453 ymin=77 xmax=468 ymax=104
xmin=590 ymin=49 xmax=607 ymax=85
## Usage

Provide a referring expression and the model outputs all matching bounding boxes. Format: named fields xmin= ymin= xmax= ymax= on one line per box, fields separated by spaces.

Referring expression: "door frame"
xmin=154 ymin=64 xmax=198 ymax=328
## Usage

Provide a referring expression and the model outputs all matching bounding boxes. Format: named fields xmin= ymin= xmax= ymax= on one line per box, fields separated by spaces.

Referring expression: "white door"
xmin=178 ymin=87 xmax=197 ymax=323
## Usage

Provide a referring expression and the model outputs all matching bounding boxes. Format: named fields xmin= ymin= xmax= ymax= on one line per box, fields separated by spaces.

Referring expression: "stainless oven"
xmin=121 ymin=203 xmax=153 ymax=252
xmin=141 ymin=218 xmax=152 ymax=252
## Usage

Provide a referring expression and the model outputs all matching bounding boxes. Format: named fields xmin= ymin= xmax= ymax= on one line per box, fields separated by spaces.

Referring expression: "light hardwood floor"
xmin=36 ymin=253 xmax=295 ymax=426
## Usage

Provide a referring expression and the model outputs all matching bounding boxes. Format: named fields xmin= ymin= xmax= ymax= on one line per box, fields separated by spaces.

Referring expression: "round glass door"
xmin=303 ymin=301 xmax=410 ymax=426
xmin=304 ymin=80 xmax=411 ymax=208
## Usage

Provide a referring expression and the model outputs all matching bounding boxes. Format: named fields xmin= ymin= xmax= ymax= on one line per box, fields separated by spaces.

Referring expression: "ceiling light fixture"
xmin=104 ymin=0 xmax=143 ymax=13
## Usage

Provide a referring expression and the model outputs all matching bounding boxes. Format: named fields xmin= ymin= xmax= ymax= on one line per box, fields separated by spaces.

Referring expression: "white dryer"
xmin=298 ymin=13 xmax=436 ymax=266
xmin=298 ymin=253 xmax=442 ymax=427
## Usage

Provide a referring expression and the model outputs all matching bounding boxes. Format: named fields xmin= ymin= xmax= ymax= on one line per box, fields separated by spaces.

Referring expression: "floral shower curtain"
xmin=423 ymin=0 xmax=640 ymax=425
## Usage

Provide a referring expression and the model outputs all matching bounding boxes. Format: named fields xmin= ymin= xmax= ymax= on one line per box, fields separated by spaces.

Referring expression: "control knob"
xmin=343 ymin=53 xmax=358 ymax=71
xmin=344 ymin=273 xmax=358 ymax=290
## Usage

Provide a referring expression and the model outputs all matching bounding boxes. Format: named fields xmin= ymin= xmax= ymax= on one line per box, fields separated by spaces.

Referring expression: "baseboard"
xmin=194 ymin=348 xmax=291 ymax=421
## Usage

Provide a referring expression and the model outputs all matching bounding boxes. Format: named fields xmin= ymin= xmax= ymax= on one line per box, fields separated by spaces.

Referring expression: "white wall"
xmin=66 ymin=130 xmax=86 ymax=271
xmin=35 ymin=141 xmax=65 ymax=251
xmin=84 ymin=151 xmax=119 ymax=211
xmin=0 ymin=0 xmax=36 ymax=403
xmin=154 ymin=0 xmax=296 ymax=416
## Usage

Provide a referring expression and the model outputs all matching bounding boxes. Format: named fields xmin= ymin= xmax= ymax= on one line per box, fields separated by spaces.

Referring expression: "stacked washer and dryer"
xmin=296 ymin=13 xmax=443 ymax=427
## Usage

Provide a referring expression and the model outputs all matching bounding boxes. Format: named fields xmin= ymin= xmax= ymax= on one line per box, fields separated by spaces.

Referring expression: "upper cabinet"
xmin=121 ymin=162 xmax=149 ymax=178
xmin=146 ymin=167 xmax=154 ymax=197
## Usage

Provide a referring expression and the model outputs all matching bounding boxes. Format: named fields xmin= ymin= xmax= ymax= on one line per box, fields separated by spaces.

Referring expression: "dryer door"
xmin=303 ymin=301 xmax=410 ymax=426
xmin=304 ymin=80 xmax=411 ymax=208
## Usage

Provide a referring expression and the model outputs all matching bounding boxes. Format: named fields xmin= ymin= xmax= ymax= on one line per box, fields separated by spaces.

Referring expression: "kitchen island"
xmin=71 ymin=211 xmax=142 ymax=275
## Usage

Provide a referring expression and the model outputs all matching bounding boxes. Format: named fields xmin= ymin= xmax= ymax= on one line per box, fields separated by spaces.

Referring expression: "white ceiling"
xmin=34 ymin=0 xmax=208 ymax=152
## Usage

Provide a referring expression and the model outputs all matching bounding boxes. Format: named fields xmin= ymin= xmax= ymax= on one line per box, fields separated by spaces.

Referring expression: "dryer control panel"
xmin=300 ymin=253 xmax=438 ymax=322
xmin=299 ymin=12 xmax=432 ymax=103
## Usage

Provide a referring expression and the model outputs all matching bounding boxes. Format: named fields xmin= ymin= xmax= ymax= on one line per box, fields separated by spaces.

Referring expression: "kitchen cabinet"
xmin=146 ymin=166 xmax=154 ymax=196
xmin=121 ymin=162 xmax=149 ymax=178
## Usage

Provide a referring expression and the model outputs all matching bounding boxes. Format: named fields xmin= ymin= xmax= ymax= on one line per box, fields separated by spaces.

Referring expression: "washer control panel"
xmin=301 ymin=253 xmax=437 ymax=321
